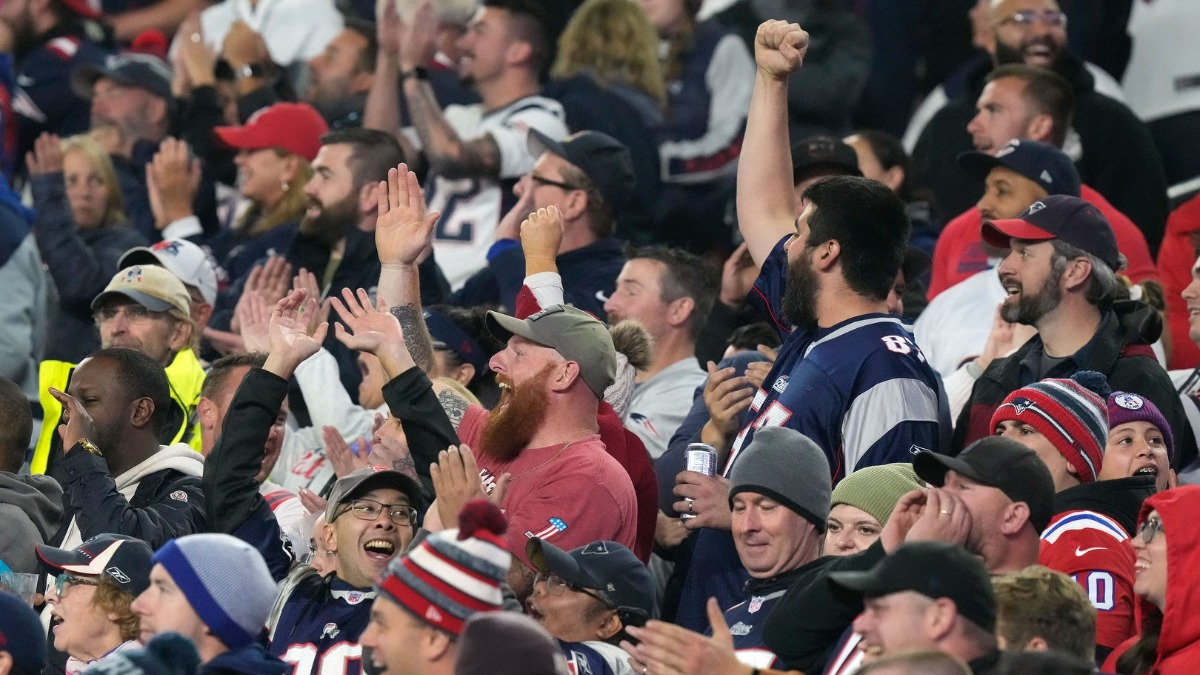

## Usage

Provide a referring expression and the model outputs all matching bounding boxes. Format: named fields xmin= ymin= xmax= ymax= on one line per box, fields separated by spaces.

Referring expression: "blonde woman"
xmin=28 ymin=132 xmax=148 ymax=362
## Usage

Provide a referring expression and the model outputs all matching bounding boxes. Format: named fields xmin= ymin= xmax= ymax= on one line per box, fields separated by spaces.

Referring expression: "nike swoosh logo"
xmin=595 ymin=289 xmax=609 ymax=303
xmin=1075 ymin=546 xmax=1106 ymax=556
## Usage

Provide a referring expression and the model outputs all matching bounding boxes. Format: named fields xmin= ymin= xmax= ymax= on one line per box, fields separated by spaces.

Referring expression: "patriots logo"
xmin=628 ymin=413 xmax=659 ymax=439
xmin=1026 ymin=201 xmax=1047 ymax=214
xmin=1009 ymin=397 xmax=1037 ymax=416
xmin=169 ymin=490 xmax=188 ymax=502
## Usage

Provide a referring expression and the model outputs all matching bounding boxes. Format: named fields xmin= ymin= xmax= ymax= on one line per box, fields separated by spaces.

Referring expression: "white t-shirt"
xmin=425 ymin=96 xmax=568 ymax=289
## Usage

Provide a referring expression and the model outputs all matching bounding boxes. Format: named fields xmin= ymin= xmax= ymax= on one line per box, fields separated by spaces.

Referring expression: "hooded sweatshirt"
xmin=1106 ymin=486 xmax=1200 ymax=674
xmin=0 ymin=471 xmax=62 ymax=573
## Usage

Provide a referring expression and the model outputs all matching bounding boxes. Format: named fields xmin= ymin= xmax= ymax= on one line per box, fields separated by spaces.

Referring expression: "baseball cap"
xmin=913 ymin=437 xmax=1056 ymax=532
xmin=72 ymin=53 xmax=173 ymax=103
xmin=36 ymin=534 xmax=154 ymax=596
xmin=828 ymin=541 xmax=996 ymax=632
xmin=59 ymin=0 xmax=101 ymax=19
xmin=527 ymin=538 xmax=655 ymax=620
xmin=120 ymin=239 xmax=219 ymax=305
xmin=958 ymin=138 xmax=1081 ymax=198
xmin=527 ymin=129 xmax=636 ymax=210
xmin=980 ymin=194 xmax=1121 ymax=272
xmin=425 ymin=308 xmax=489 ymax=374
xmin=215 ymin=102 xmax=328 ymax=162
xmin=91 ymin=265 xmax=192 ymax=320
xmin=0 ymin=590 xmax=46 ymax=675
xmin=486 ymin=305 xmax=616 ymax=398
xmin=324 ymin=466 xmax=424 ymax=523
xmin=792 ymin=135 xmax=862 ymax=184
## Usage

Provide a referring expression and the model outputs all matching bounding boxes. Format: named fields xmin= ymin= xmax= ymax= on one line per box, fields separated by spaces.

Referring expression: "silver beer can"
xmin=681 ymin=443 xmax=717 ymax=519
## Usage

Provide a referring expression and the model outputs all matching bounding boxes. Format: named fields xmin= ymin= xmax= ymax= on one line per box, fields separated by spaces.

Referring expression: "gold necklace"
xmin=507 ymin=438 xmax=580 ymax=482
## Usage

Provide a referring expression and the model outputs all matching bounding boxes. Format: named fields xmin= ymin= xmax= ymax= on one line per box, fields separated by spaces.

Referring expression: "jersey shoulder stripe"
xmin=1042 ymin=510 xmax=1130 ymax=544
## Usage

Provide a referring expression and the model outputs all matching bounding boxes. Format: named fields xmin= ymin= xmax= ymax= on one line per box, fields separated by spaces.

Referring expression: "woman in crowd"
xmin=1108 ymin=485 xmax=1200 ymax=674
xmin=822 ymin=463 xmax=924 ymax=557
xmin=28 ymin=132 xmax=148 ymax=363
xmin=1102 ymin=391 xmax=1177 ymax=494
xmin=36 ymin=535 xmax=154 ymax=674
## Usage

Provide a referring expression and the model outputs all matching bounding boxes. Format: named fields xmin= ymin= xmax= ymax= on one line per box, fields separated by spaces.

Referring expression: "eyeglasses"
xmin=336 ymin=498 xmax=418 ymax=527
xmin=533 ymin=572 xmax=612 ymax=607
xmin=1139 ymin=517 xmax=1165 ymax=544
xmin=529 ymin=174 xmax=581 ymax=192
xmin=999 ymin=9 xmax=1067 ymax=27
xmin=94 ymin=304 xmax=162 ymax=323
xmin=54 ymin=573 xmax=99 ymax=597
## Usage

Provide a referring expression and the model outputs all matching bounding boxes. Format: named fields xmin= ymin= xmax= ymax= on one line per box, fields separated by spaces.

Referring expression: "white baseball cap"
xmin=119 ymin=239 xmax=219 ymax=305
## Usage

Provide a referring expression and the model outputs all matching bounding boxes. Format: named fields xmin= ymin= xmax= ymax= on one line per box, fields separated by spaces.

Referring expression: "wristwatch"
xmin=235 ymin=62 xmax=269 ymax=80
xmin=400 ymin=66 xmax=429 ymax=81
xmin=77 ymin=438 xmax=103 ymax=457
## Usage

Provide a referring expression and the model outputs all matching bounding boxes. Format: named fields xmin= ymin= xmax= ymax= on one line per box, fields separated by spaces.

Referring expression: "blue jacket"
xmin=201 ymin=643 xmax=289 ymax=675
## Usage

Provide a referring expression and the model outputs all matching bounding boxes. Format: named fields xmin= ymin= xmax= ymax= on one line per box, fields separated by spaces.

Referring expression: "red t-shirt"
xmin=928 ymin=185 xmax=1157 ymax=300
xmin=458 ymin=405 xmax=638 ymax=565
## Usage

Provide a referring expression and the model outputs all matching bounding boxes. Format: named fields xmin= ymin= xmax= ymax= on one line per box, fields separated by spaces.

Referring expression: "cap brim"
xmin=527 ymin=128 xmax=567 ymax=162
xmin=827 ymin=568 xmax=894 ymax=599
xmin=980 ymin=217 xmax=1056 ymax=250
xmin=485 ymin=311 xmax=535 ymax=346
xmin=343 ymin=470 xmax=424 ymax=511
xmin=956 ymin=150 xmax=1003 ymax=183
xmin=91 ymin=289 xmax=176 ymax=313
xmin=35 ymin=544 xmax=93 ymax=574
xmin=118 ymin=247 xmax=162 ymax=270
xmin=214 ymin=125 xmax=269 ymax=152
xmin=912 ymin=451 xmax=985 ymax=488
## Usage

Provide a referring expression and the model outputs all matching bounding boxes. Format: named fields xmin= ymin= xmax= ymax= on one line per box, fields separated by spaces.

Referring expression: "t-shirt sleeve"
xmin=501 ymin=473 xmax=624 ymax=565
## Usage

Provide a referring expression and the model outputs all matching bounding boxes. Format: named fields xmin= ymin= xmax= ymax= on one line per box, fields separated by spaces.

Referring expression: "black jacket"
xmin=953 ymin=302 xmax=1196 ymax=471
xmin=1054 ymin=475 xmax=1157 ymax=538
xmin=912 ymin=51 xmax=1168 ymax=252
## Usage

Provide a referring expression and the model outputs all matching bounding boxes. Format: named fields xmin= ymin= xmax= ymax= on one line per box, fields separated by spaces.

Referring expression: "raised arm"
xmin=375 ymin=164 xmax=440 ymax=373
xmin=737 ymin=21 xmax=810 ymax=267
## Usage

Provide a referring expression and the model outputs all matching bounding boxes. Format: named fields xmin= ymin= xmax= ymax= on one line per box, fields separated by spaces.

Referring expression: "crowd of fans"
xmin=0 ymin=0 xmax=1199 ymax=673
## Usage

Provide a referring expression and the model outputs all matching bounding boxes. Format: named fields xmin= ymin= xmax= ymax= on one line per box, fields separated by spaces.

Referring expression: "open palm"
xmin=268 ymin=290 xmax=327 ymax=363
xmin=331 ymin=287 xmax=406 ymax=355
xmin=376 ymin=164 xmax=440 ymax=265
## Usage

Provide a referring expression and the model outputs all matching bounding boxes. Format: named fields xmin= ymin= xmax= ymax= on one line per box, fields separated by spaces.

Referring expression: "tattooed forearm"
xmin=391 ymin=454 xmax=419 ymax=482
xmin=389 ymin=303 xmax=434 ymax=373
xmin=405 ymin=80 xmax=500 ymax=179
xmin=437 ymin=387 xmax=470 ymax=432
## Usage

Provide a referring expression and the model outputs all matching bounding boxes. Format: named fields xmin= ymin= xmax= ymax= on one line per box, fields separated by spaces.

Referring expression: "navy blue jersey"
xmin=734 ymin=236 xmax=950 ymax=481
xmin=558 ymin=641 xmax=619 ymax=675
xmin=268 ymin=571 xmax=375 ymax=675
xmin=721 ymin=587 xmax=787 ymax=670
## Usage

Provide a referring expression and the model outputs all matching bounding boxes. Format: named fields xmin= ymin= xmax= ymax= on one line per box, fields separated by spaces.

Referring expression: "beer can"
xmin=681 ymin=443 xmax=717 ymax=520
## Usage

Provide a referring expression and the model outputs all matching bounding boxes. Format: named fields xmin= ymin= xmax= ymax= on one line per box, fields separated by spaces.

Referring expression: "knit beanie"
xmin=830 ymin=463 xmax=925 ymax=526
xmin=729 ymin=426 xmax=831 ymax=532
xmin=87 ymin=632 xmax=200 ymax=675
xmin=989 ymin=371 xmax=1110 ymax=483
xmin=376 ymin=500 xmax=511 ymax=636
xmin=151 ymin=534 xmax=277 ymax=649
xmin=454 ymin=612 xmax=568 ymax=675
xmin=1107 ymin=391 xmax=1175 ymax=461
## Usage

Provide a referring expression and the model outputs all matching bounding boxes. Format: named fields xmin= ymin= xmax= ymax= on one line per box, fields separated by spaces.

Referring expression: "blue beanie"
xmin=152 ymin=534 xmax=277 ymax=649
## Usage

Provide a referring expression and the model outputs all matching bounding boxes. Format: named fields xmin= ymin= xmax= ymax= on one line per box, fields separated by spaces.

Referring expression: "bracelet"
xmin=400 ymin=66 xmax=429 ymax=81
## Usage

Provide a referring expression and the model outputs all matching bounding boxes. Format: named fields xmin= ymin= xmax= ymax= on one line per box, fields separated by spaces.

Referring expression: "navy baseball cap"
xmin=828 ymin=541 xmax=996 ymax=632
xmin=72 ymin=53 xmax=174 ymax=103
xmin=527 ymin=539 xmax=655 ymax=620
xmin=0 ymin=590 xmax=46 ymax=675
xmin=528 ymin=129 xmax=636 ymax=210
xmin=36 ymin=533 xmax=154 ymax=596
xmin=424 ymin=308 xmax=489 ymax=374
xmin=958 ymin=138 xmax=1081 ymax=197
xmin=791 ymin=135 xmax=862 ymax=184
xmin=981 ymin=194 xmax=1121 ymax=272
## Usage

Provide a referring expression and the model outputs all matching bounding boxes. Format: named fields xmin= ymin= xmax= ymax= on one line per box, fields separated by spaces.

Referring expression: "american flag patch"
xmin=526 ymin=517 xmax=568 ymax=540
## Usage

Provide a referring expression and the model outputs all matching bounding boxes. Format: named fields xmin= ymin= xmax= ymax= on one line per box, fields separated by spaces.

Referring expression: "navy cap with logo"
xmin=36 ymin=533 xmax=154 ymax=596
xmin=828 ymin=541 xmax=996 ymax=632
xmin=958 ymin=138 xmax=1081 ymax=198
xmin=981 ymin=194 xmax=1122 ymax=272
xmin=527 ymin=538 xmax=655 ymax=620
xmin=528 ymin=129 xmax=636 ymax=210
xmin=424 ymin=308 xmax=489 ymax=374
xmin=72 ymin=53 xmax=174 ymax=104
xmin=913 ymin=437 xmax=1056 ymax=533
xmin=791 ymin=135 xmax=862 ymax=184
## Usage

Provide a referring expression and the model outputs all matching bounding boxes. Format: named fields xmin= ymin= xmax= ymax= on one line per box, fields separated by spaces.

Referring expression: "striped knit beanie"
xmin=376 ymin=500 xmax=511 ymax=636
xmin=151 ymin=534 xmax=277 ymax=649
xmin=1107 ymin=391 xmax=1175 ymax=461
xmin=990 ymin=371 xmax=1110 ymax=483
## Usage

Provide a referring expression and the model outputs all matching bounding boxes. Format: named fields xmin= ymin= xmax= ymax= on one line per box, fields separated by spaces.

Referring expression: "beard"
xmin=300 ymin=192 xmax=357 ymax=246
xmin=1000 ymin=268 xmax=1063 ymax=325
xmin=781 ymin=251 xmax=820 ymax=330
xmin=993 ymin=36 xmax=1064 ymax=71
xmin=480 ymin=364 xmax=553 ymax=462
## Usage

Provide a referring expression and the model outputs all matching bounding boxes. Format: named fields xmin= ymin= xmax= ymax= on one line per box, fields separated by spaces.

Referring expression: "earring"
xmin=281 ymin=180 xmax=290 ymax=193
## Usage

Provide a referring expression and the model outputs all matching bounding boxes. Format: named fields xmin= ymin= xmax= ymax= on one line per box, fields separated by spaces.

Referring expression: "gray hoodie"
xmin=0 ymin=471 xmax=63 ymax=573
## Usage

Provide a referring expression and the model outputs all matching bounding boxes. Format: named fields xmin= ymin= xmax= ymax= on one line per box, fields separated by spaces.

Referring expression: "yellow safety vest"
xmin=33 ymin=349 xmax=206 ymax=474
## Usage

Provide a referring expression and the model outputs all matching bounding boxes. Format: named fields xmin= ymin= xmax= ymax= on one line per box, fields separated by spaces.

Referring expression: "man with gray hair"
xmin=952 ymin=194 xmax=1189 ymax=458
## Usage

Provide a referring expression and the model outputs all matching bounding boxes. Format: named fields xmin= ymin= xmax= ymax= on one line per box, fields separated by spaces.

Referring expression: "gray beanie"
xmin=729 ymin=426 xmax=831 ymax=532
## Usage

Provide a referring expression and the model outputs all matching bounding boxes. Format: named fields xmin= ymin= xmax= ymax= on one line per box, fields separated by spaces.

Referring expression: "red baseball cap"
xmin=981 ymin=194 xmax=1121 ymax=271
xmin=214 ymin=102 xmax=328 ymax=162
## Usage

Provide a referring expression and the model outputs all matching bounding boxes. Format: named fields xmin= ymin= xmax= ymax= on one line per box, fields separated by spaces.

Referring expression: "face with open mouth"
xmin=1131 ymin=509 xmax=1167 ymax=610
xmin=1102 ymin=421 xmax=1172 ymax=492
xmin=329 ymin=487 xmax=414 ymax=588
xmin=991 ymin=0 xmax=1067 ymax=69
xmin=852 ymin=591 xmax=939 ymax=663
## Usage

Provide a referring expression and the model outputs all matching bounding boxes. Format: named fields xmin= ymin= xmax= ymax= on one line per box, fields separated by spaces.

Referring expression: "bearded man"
xmin=952 ymin=194 xmax=1189 ymax=455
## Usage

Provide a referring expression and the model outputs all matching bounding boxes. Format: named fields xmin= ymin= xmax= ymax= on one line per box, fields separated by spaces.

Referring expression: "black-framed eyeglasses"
xmin=1139 ymin=517 xmax=1165 ymax=544
xmin=335 ymin=498 xmax=418 ymax=527
xmin=999 ymin=9 xmax=1067 ymax=27
xmin=54 ymin=573 xmax=99 ymax=597
xmin=529 ymin=174 xmax=581 ymax=192
xmin=533 ymin=572 xmax=613 ymax=607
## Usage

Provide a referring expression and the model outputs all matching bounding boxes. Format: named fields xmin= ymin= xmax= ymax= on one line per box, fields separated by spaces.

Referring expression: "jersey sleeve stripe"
xmin=1042 ymin=511 xmax=1131 ymax=543
xmin=841 ymin=377 xmax=940 ymax=470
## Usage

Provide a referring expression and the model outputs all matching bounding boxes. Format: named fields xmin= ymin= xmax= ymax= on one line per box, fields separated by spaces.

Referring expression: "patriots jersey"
xmin=426 ymin=96 xmax=567 ymax=289
xmin=733 ymin=236 xmax=950 ymax=481
xmin=268 ymin=570 xmax=375 ymax=675
xmin=559 ymin=641 xmax=620 ymax=675
xmin=719 ymin=587 xmax=787 ymax=669
xmin=1040 ymin=509 xmax=1137 ymax=650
